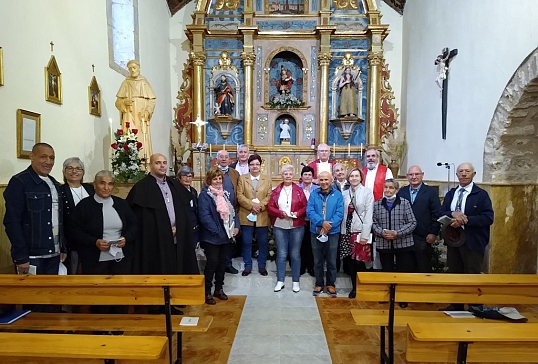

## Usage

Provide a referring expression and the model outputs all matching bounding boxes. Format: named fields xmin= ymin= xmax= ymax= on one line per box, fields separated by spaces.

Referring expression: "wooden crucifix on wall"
xmin=435 ymin=47 xmax=458 ymax=139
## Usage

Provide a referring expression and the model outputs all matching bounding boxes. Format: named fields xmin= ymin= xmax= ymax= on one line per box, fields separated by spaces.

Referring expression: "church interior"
xmin=1 ymin=0 xmax=538 ymax=363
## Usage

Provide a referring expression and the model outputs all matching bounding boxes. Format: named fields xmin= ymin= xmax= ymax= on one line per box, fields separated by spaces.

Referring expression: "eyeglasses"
xmin=249 ymin=163 xmax=261 ymax=166
xmin=65 ymin=167 xmax=83 ymax=172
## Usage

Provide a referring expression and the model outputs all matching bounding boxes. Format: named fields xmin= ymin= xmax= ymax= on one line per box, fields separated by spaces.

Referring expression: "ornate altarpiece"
xmin=174 ymin=0 xmax=398 ymax=180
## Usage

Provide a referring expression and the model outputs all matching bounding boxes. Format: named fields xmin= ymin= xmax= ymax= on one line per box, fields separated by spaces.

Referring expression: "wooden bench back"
xmin=0 ymin=274 xmax=205 ymax=306
xmin=357 ymin=272 xmax=538 ymax=304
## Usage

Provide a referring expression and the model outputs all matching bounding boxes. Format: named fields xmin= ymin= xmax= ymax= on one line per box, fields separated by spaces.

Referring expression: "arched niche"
xmin=273 ymin=114 xmax=297 ymax=145
xmin=264 ymin=47 xmax=308 ymax=105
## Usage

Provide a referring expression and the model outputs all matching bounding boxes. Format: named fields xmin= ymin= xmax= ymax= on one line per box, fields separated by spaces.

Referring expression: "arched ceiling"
xmin=166 ymin=0 xmax=406 ymax=16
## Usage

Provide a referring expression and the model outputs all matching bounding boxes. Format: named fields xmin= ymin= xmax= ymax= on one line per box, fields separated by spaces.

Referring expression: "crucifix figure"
xmin=92 ymin=64 xmax=95 ymax=73
xmin=435 ymin=47 xmax=458 ymax=139
xmin=50 ymin=41 xmax=54 ymax=52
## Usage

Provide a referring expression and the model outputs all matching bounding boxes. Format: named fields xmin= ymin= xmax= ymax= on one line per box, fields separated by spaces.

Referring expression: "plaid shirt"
xmin=372 ymin=196 xmax=417 ymax=250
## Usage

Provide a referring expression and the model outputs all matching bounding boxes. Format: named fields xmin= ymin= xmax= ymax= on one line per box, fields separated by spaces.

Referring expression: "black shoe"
xmin=259 ymin=268 xmax=268 ymax=276
xmin=225 ymin=266 xmax=239 ymax=274
xmin=242 ymin=269 xmax=252 ymax=276
xmin=348 ymin=290 xmax=356 ymax=299
xmin=399 ymin=302 xmax=408 ymax=308
xmin=213 ymin=290 xmax=228 ymax=301
xmin=439 ymin=304 xmax=465 ymax=311
xmin=205 ymin=294 xmax=216 ymax=305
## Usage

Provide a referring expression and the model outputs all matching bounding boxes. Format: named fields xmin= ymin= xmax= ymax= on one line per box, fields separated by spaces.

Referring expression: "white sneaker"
xmin=292 ymin=282 xmax=300 ymax=293
xmin=274 ymin=281 xmax=285 ymax=292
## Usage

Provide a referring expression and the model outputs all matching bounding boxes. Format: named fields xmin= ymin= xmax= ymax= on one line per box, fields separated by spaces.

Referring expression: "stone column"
xmin=242 ymin=52 xmax=256 ymax=147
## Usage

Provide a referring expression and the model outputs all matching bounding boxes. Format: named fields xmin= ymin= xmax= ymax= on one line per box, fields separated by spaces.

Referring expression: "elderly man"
xmin=362 ymin=147 xmax=393 ymax=201
xmin=127 ymin=154 xmax=197 ymax=279
xmin=332 ymin=163 xmax=350 ymax=192
xmin=397 ymin=165 xmax=441 ymax=273
xmin=439 ymin=163 xmax=494 ymax=311
xmin=307 ymin=171 xmax=344 ymax=297
xmin=307 ymin=143 xmax=335 ymax=182
xmin=216 ymin=149 xmax=240 ymax=274
xmin=230 ymin=144 xmax=250 ymax=176
xmin=4 ymin=143 xmax=66 ymax=278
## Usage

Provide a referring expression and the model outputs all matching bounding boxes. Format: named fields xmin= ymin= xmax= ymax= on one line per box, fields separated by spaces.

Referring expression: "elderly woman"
xmin=267 ymin=165 xmax=307 ymax=293
xmin=177 ymin=166 xmax=199 ymax=250
xmin=373 ymin=178 xmax=417 ymax=307
xmin=198 ymin=167 xmax=239 ymax=305
xmin=340 ymin=167 xmax=374 ymax=298
xmin=71 ymin=170 xmax=137 ymax=314
xmin=60 ymin=157 xmax=95 ymax=275
xmin=236 ymin=154 xmax=272 ymax=276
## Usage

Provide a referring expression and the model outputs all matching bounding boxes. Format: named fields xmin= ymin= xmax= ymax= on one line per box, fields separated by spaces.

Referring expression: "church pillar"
xmin=367 ymin=52 xmax=382 ymax=147
xmin=241 ymin=52 xmax=256 ymax=147
xmin=318 ymin=51 xmax=332 ymax=144
xmin=190 ymin=52 xmax=206 ymax=142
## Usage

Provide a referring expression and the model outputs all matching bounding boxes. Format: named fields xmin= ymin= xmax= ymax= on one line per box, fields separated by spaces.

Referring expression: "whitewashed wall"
xmin=402 ymin=0 xmax=538 ymax=181
xmin=0 ymin=0 xmax=171 ymax=184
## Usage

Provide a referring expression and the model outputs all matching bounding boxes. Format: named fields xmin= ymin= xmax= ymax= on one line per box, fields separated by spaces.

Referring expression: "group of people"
xmin=3 ymin=141 xmax=494 ymax=309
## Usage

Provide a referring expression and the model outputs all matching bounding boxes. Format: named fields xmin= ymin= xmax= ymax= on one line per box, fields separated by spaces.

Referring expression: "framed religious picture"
xmin=0 ymin=47 xmax=4 ymax=86
xmin=17 ymin=109 xmax=41 ymax=159
xmin=45 ymin=55 xmax=62 ymax=104
xmin=88 ymin=76 xmax=101 ymax=116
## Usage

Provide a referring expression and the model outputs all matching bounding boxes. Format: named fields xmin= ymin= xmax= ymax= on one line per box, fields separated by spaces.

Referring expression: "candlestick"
xmin=108 ymin=118 xmax=113 ymax=139
xmin=209 ymin=144 xmax=212 ymax=156
xmin=333 ymin=143 xmax=336 ymax=156
xmin=347 ymin=143 xmax=351 ymax=157
xmin=223 ymin=143 xmax=226 ymax=151
xmin=360 ymin=143 xmax=363 ymax=159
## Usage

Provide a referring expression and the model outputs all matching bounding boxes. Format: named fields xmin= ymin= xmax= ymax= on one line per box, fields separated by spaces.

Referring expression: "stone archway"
xmin=483 ymin=47 xmax=538 ymax=182
xmin=482 ymin=47 xmax=538 ymax=274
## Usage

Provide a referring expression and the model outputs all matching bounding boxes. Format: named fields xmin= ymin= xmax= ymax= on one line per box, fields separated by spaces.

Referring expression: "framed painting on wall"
xmin=45 ymin=55 xmax=62 ymax=104
xmin=88 ymin=76 xmax=101 ymax=116
xmin=17 ymin=109 xmax=41 ymax=159
xmin=0 ymin=47 xmax=4 ymax=86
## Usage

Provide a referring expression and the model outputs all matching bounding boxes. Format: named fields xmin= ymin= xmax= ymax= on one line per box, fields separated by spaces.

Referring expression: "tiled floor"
xmin=224 ymin=257 xmax=352 ymax=364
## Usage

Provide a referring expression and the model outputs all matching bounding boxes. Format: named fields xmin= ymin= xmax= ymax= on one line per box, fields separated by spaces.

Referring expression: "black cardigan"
xmin=60 ymin=182 xmax=95 ymax=246
xmin=71 ymin=195 xmax=137 ymax=267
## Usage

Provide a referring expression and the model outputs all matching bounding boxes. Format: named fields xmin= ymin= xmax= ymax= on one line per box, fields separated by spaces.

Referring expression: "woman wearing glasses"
xmin=236 ymin=154 xmax=272 ymax=276
xmin=60 ymin=157 xmax=94 ymax=275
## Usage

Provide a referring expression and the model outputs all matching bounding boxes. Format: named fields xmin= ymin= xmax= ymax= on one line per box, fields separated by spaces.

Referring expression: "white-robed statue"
xmin=279 ymin=118 xmax=291 ymax=143
xmin=115 ymin=60 xmax=156 ymax=161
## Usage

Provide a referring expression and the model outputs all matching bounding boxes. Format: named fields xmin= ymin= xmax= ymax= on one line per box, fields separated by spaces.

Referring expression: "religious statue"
xmin=279 ymin=118 xmax=291 ymax=143
xmin=115 ymin=60 xmax=156 ymax=161
xmin=214 ymin=75 xmax=235 ymax=116
xmin=338 ymin=67 xmax=358 ymax=118
xmin=276 ymin=65 xmax=294 ymax=94
xmin=435 ymin=48 xmax=450 ymax=89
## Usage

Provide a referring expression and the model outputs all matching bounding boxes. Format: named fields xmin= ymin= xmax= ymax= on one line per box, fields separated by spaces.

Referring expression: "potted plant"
xmin=382 ymin=130 xmax=407 ymax=177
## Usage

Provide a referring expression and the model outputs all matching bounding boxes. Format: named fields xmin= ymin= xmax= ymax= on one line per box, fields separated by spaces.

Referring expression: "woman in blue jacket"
xmin=198 ymin=167 xmax=239 ymax=305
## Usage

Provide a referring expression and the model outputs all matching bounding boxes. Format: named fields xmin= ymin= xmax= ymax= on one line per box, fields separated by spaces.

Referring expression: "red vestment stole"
xmin=362 ymin=164 xmax=388 ymax=201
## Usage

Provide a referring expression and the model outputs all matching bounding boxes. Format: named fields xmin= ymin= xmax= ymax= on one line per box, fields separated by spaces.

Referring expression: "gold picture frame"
xmin=45 ymin=55 xmax=62 ymax=104
xmin=0 ymin=47 xmax=4 ymax=86
xmin=88 ymin=76 xmax=101 ymax=117
xmin=17 ymin=109 xmax=41 ymax=159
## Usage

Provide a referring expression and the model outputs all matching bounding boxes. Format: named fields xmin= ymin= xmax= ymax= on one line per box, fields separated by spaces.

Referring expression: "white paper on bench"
xmin=180 ymin=317 xmax=199 ymax=326
xmin=443 ymin=311 xmax=476 ymax=318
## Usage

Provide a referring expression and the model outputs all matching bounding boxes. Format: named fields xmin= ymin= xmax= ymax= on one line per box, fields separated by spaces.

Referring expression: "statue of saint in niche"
xmin=115 ymin=60 xmax=156 ymax=159
xmin=214 ymin=75 xmax=235 ymax=116
xmin=279 ymin=118 xmax=291 ymax=143
xmin=276 ymin=65 xmax=294 ymax=94
xmin=338 ymin=67 xmax=358 ymax=118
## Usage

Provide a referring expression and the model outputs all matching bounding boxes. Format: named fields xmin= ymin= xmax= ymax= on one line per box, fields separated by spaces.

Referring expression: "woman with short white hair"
xmin=267 ymin=165 xmax=308 ymax=292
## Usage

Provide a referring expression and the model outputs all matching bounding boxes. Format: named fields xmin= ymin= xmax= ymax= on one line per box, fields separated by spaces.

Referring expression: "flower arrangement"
xmin=267 ymin=94 xmax=305 ymax=109
xmin=382 ymin=130 xmax=407 ymax=165
xmin=110 ymin=122 xmax=146 ymax=183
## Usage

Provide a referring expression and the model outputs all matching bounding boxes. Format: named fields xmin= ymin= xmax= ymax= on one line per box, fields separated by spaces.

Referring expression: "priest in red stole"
xmin=361 ymin=147 xmax=393 ymax=270
xmin=307 ymin=143 xmax=335 ymax=184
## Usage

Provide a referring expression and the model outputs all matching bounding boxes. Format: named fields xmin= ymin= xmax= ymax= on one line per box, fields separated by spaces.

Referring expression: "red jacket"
xmin=362 ymin=164 xmax=389 ymax=201
xmin=267 ymin=182 xmax=307 ymax=227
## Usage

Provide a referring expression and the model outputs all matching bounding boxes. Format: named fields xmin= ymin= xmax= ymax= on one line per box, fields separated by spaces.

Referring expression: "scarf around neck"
xmin=209 ymin=185 xmax=230 ymax=220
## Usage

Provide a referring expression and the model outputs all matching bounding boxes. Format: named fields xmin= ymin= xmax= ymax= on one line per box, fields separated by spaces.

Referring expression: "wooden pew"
xmin=0 ymin=274 xmax=208 ymax=364
xmin=0 ymin=332 xmax=169 ymax=363
xmin=406 ymin=322 xmax=538 ymax=363
xmin=352 ymin=272 xmax=538 ymax=364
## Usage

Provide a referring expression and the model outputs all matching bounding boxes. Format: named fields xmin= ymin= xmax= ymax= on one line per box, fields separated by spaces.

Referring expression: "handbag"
xmin=350 ymin=197 xmax=372 ymax=244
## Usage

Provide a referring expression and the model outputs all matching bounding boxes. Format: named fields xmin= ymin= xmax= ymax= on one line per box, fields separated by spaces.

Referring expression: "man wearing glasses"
xmin=307 ymin=143 xmax=335 ymax=184
xmin=397 ymin=165 xmax=441 ymax=273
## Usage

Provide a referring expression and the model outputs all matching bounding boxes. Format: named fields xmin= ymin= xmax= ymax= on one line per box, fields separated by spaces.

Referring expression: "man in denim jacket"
xmin=3 ymin=143 xmax=65 ymax=276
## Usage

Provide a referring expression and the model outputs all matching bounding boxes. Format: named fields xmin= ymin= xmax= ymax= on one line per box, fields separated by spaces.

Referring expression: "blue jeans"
xmin=273 ymin=226 xmax=304 ymax=282
xmin=310 ymin=233 xmax=339 ymax=287
xmin=241 ymin=225 xmax=268 ymax=269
